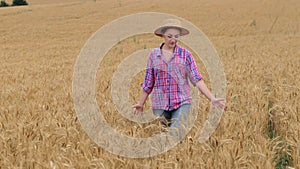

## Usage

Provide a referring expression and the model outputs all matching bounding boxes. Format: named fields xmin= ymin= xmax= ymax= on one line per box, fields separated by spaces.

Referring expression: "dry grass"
xmin=0 ymin=0 xmax=299 ymax=168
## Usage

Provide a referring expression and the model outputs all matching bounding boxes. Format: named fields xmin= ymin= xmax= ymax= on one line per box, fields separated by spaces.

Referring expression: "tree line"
xmin=0 ymin=0 xmax=28 ymax=7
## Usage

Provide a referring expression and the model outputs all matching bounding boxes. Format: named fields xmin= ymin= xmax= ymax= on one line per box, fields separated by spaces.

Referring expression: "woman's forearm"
xmin=138 ymin=90 xmax=150 ymax=105
xmin=196 ymin=79 xmax=215 ymax=101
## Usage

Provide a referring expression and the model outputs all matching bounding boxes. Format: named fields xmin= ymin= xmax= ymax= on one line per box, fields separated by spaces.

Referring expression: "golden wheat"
xmin=0 ymin=0 xmax=299 ymax=168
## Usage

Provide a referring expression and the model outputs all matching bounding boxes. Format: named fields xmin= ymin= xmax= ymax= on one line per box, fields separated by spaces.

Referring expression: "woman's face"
xmin=163 ymin=28 xmax=180 ymax=50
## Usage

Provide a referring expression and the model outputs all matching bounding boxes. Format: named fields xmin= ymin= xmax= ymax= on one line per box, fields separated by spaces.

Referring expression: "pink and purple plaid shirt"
xmin=142 ymin=43 xmax=203 ymax=110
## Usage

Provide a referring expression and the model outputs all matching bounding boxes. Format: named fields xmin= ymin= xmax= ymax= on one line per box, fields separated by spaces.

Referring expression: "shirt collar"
xmin=158 ymin=43 xmax=180 ymax=57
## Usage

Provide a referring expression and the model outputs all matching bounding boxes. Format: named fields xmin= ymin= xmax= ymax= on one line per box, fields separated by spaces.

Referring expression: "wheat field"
xmin=0 ymin=0 xmax=299 ymax=168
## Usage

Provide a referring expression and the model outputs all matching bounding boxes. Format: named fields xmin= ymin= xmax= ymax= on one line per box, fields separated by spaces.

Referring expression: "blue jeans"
xmin=153 ymin=104 xmax=191 ymax=140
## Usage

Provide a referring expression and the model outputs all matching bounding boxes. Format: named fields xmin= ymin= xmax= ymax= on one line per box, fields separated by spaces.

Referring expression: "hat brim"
xmin=154 ymin=26 xmax=189 ymax=37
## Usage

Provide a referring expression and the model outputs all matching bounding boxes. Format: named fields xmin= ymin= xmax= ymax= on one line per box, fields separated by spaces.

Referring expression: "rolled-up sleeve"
xmin=186 ymin=52 xmax=202 ymax=86
xmin=141 ymin=52 xmax=155 ymax=94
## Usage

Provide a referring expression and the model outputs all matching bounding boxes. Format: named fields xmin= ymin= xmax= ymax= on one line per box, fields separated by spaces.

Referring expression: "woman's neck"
xmin=162 ymin=44 xmax=175 ymax=53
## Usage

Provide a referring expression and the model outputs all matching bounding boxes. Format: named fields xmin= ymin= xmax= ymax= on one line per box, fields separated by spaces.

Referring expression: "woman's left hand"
xmin=211 ymin=98 xmax=227 ymax=110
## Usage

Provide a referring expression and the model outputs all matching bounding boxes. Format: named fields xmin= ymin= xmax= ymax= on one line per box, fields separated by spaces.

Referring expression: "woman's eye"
xmin=166 ymin=34 xmax=179 ymax=39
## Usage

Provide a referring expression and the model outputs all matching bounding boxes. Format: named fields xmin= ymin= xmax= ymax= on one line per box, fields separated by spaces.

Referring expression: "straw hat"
xmin=154 ymin=19 xmax=189 ymax=37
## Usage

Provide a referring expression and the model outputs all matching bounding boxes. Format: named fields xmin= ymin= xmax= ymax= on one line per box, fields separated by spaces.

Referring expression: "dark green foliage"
xmin=0 ymin=0 xmax=28 ymax=7
xmin=274 ymin=152 xmax=292 ymax=169
xmin=0 ymin=0 xmax=9 ymax=7
xmin=266 ymin=100 xmax=293 ymax=168
xmin=12 ymin=0 xmax=28 ymax=6
xmin=267 ymin=116 xmax=276 ymax=139
xmin=273 ymin=138 xmax=293 ymax=169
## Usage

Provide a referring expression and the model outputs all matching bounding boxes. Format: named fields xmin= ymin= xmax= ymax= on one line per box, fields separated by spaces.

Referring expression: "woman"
xmin=132 ymin=19 xmax=225 ymax=138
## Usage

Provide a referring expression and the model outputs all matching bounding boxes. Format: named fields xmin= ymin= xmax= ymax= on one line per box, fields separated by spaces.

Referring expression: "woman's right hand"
xmin=132 ymin=103 xmax=144 ymax=115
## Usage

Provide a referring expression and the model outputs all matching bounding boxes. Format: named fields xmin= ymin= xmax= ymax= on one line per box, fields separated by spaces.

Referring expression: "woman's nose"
xmin=170 ymin=38 xmax=177 ymax=42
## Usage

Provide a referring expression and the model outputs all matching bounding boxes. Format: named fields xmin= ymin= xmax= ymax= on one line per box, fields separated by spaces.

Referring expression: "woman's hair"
xmin=161 ymin=27 xmax=182 ymax=34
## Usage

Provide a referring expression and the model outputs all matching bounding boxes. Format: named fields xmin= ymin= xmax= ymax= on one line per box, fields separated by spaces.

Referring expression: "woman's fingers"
xmin=134 ymin=109 xmax=143 ymax=115
xmin=132 ymin=104 xmax=140 ymax=108
xmin=214 ymin=98 xmax=225 ymax=102
xmin=212 ymin=98 xmax=227 ymax=110
xmin=132 ymin=104 xmax=143 ymax=115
